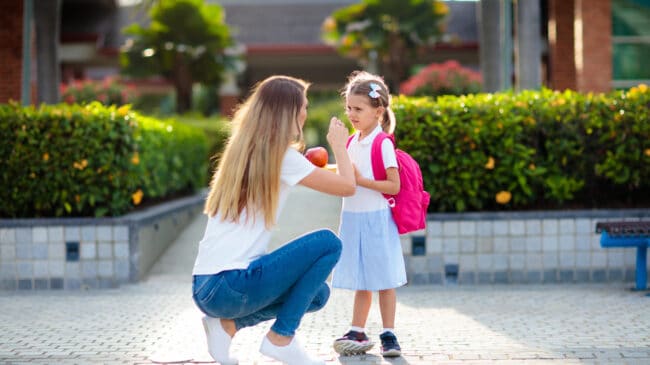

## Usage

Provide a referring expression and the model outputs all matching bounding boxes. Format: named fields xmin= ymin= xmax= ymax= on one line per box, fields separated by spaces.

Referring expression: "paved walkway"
xmin=1 ymin=187 xmax=650 ymax=365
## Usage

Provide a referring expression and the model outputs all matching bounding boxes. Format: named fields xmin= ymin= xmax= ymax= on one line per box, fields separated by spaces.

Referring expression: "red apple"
xmin=305 ymin=146 xmax=328 ymax=168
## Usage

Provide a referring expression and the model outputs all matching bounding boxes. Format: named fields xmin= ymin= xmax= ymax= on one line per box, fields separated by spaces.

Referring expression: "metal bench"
xmin=595 ymin=221 xmax=650 ymax=291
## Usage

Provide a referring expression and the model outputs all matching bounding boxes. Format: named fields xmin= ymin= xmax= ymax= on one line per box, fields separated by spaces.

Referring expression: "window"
xmin=611 ymin=0 xmax=650 ymax=88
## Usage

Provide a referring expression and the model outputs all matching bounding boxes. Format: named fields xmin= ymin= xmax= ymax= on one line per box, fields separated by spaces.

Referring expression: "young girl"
xmin=332 ymin=71 xmax=406 ymax=358
xmin=192 ymin=75 xmax=356 ymax=365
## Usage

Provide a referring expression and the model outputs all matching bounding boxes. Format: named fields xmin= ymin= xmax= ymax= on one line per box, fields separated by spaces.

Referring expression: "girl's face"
xmin=345 ymin=93 xmax=383 ymax=136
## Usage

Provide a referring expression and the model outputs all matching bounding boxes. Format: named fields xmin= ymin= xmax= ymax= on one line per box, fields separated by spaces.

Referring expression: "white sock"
xmin=202 ymin=316 xmax=238 ymax=365
xmin=381 ymin=328 xmax=395 ymax=335
xmin=260 ymin=336 xmax=325 ymax=365
xmin=350 ymin=326 xmax=365 ymax=333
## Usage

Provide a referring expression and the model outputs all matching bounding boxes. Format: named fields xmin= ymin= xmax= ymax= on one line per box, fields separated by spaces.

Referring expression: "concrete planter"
xmin=402 ymin=209 xmax=650 ymax=285
xmin=0 ymin=192 xmax=205 ymax=290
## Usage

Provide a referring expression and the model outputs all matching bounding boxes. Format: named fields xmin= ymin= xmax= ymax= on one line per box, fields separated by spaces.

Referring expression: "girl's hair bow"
xmin=368 ymin=83 xmax=382 ymax=98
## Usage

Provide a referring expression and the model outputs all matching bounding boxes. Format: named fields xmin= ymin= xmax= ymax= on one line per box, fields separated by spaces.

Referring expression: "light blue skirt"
xmin=332 ymin=209 xmax=407 ymax=291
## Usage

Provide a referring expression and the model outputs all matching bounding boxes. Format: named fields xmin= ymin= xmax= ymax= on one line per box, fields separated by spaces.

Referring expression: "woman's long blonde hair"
xmin=204 ymin=75 xmax=309 ymax=228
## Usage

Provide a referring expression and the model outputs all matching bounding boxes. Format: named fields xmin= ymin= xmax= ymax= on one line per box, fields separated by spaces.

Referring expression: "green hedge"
xmin=0 ymin=102 xmax=208 ymax=218
xmin=392 ymin=85 xmax=650 ymax=212
xmin=170 ymin=113 xmax=231 ymax=175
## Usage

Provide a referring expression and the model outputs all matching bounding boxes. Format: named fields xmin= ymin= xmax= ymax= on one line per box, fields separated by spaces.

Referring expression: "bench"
xmin=595 ymin=221 xmax=650 ymax=291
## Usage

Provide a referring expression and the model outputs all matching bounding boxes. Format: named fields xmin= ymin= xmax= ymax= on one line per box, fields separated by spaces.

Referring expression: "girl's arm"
xmin=355 ymin=167 xmax=400 ymax=195
xmin=299 ymin=117 xmax=356 ymax=197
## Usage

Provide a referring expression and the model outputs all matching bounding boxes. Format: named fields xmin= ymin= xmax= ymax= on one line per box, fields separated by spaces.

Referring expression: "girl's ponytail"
xmin=382 ymin=107 xmax=396 ymax=135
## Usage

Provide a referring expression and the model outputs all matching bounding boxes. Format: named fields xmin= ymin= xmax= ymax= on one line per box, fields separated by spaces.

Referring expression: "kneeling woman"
xmin=192 ymin=75 xmax=356 ymax=365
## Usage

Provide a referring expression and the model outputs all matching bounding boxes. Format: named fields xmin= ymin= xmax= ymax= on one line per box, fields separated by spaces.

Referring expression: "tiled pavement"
xmin=1 ymin=186 xmax=649 ymax=365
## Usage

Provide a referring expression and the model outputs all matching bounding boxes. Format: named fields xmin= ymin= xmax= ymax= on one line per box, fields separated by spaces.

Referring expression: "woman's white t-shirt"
xmin=192 ymin=147 xmax=315 ymax=276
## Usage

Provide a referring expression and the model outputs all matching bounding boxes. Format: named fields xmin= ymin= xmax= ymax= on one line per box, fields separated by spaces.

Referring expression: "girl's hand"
xmin=353 ymin=164 xmax=364 ymax=184
xmin=327 ymin=117 xmax=348 ymax=150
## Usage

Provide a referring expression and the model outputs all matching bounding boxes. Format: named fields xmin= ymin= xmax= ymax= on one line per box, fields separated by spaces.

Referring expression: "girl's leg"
xmin=351 ymin=290 xmax=372 ymax=328
xmin=378 ymin=288 xmax=396 ymax=329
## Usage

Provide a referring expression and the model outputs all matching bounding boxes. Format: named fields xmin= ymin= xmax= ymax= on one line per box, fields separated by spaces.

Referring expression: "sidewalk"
xmin=1 ymin=186 xmax=649 ymax=364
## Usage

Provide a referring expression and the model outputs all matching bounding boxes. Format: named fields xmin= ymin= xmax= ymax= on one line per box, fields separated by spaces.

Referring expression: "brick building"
xmin=1 ymin=0 xmax=648 ymax=105
xmin=0 ymin=1 xmax=27 ymax=103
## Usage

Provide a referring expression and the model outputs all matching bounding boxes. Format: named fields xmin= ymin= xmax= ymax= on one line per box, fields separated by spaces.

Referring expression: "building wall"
xmin=548 ymin=0 xmax=577 ymax=90
xmin=577 ymin=0 xmax=612 ymax=92
xmin=0 ymin=0 xmax=24 ymax=103
xmin=549 ymin=0 xmax=613 ymax=93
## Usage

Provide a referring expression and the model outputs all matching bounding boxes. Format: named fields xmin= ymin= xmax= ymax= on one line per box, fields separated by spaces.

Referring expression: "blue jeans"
xmin=192 ymin=229 xmax=342 ymax=337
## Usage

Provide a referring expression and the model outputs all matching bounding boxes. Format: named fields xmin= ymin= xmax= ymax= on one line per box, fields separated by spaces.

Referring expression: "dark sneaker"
xmin=333 ymin=330 xmax=374 ymax=355
xmin=380 ymin=332 xmax=401 ymax=357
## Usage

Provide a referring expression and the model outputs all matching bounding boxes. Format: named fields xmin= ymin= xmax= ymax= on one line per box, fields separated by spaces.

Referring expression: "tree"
xmin=321 ymin=0 xmax=449 ymax=88
xmin=120 ymin=0 xmax=236 ymax=113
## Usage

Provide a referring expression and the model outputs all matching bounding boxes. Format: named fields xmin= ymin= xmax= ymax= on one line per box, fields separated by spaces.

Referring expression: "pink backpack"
xmin=347 ymin=132 xmax=430 ymax=234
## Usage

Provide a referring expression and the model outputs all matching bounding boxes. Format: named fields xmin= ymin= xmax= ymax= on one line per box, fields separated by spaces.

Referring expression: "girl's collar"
xmin=357 ymin=124 xmax=383 ymax=145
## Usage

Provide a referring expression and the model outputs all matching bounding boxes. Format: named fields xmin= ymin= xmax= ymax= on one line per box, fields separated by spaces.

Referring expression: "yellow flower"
xmin=322 ymin=17 xmax=336 ymax=32
xmin=485 ymin=157 xmax=495 ymax=170
xmin=638 ymin=83 xmax=648 ymax=93
xmin=73 ymin=159 xmax=88 ymax=170
xmin=496 ymin=191 xmax=512 ymax=204
xmin=434 ymin=1 xmax=449 ymax=15
xmin=42 ymin=153 xmax=49 ymax=161
xmin=132 ymin=189 xmax=144 ymax=205
xmin=131 ymin=152 xmax=140 ymax=165
xmin=117 ymin=105 xmax=130 ymax=117
xmin=342 ymin=35 xmax=354 ymax=47
xmin=645 ymin=148 xmax=650 ymax=157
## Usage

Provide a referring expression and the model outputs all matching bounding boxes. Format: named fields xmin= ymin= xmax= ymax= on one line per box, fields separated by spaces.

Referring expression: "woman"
xmin=192 ymin=75 xmax=355 ymax=365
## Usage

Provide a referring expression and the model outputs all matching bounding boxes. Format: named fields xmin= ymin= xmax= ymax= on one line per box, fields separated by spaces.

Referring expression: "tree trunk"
xmin=34 ymin=0 xmax=61 ymax=104
xmin=172 ymin=54 xmax=192 ymax=113
xmin=385 ymin=33 xmax=407 ymax=91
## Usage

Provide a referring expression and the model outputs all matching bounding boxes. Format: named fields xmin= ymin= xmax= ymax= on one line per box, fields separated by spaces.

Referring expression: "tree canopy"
xmin=120 ymin=0 xmax=237 ymax=113
xmin=321 ymin=0 xmax=449 ymax=88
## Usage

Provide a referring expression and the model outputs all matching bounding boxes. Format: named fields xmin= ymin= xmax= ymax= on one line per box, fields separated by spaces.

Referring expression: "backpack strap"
xmin=345 ymin=134 xmax=354 ymax=149
xmin=371 ymin=132 xmax=397 ymax=203
xmin=370 ymin=131 xmax=395 ymax=181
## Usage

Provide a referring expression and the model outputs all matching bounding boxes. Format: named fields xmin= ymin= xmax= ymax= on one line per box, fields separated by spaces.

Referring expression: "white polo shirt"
xmin=342 ymin=125 xmax=398 ymax=213
xmin=192 ymin=147 xmax=315 ymax=275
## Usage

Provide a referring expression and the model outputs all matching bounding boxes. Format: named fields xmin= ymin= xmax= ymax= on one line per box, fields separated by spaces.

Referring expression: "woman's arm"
xmin=299 ymin=117 xmax=356 ymax=197
xmin=355 ymin=166 xmax=400 ymax=195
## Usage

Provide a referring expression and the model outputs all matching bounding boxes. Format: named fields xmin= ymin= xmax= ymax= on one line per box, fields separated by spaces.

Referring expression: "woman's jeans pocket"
xmin=193 ymin=272 xmax=248 ymax=319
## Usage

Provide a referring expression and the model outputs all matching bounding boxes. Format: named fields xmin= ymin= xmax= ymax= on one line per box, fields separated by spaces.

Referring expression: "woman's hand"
xmin=326 ymin=117 xmax=348 ymax=150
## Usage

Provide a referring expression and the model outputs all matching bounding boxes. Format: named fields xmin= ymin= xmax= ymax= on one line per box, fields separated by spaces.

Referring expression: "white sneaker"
xmin=202 ymin=316 xmax=238 ymax=364
xmin=260 ymin=335 xmax=325 ymax=365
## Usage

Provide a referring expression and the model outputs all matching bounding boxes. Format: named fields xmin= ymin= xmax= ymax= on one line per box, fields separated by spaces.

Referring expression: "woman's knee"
xmin=312 ymin=229 xmax=342 ymax=256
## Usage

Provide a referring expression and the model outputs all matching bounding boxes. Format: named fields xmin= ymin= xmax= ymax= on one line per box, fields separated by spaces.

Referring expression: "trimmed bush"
xmin=392 ymin=85 xmax=650 ymax=212
xmin=170 ymin=113 xmax=231 ymax=175
xmin=400 ymin=60 xmax=482 ymax=97
xmin=0 ymin=102 xmax=208 ymax=218
xmin=60 ymin=77 xmax=138 ymax=106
